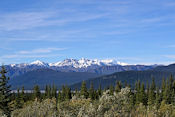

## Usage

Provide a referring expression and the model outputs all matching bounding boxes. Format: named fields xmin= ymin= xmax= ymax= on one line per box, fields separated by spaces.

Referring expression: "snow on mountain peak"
xmin=9 ymin=58 xmax=128 ymax=68
xmin=50 ymin=58 xmax=128 ymax=68
xmin=30 ymin=60 xmax=48 ymax=66
xmin=10 ymin=64 xmax=16 ymax=67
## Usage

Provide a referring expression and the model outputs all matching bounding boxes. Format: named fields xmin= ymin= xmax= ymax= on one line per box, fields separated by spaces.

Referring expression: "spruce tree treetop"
xmin=80 ymin=81 xmax=88 ymax=98
xmin=89 ymin=82 xmax=95 ymax=100
xmin=33 ymin=85 xmax=41 ymax=101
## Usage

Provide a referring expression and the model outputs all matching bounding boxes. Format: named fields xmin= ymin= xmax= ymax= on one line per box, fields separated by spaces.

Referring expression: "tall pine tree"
xmin=0 ymin=66 xmax=12 ymax=117
xmin=148 ymin=78 xmax=156 ymax=106
xmin=89 ymin=82 xmax=95 ymax=100
xmin=80 ymin=81 xmax=88 ymax=98
xmin=115 ymin=81 xmax=122 ymax=93
xmin=33 ymin=85 xmax=41 ymax=101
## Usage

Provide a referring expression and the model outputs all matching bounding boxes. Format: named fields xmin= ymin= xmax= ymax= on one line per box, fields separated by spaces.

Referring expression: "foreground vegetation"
xmin=1 ymin=66 xmax=175 ymax=117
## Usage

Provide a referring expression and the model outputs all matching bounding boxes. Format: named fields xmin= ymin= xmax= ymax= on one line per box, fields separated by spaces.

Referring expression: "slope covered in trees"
xmin=71 ymin=64 xmax=175 ymax=89
xmin=71 ymin=70 xmax=175 ymax=89
xmin=10 ymin=69 xmax=99 ymax=89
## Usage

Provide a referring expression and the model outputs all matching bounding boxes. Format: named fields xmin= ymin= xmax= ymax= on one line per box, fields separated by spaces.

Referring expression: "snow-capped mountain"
xmin=30 ymin=60 xmax=49 ymax=67
xmin=49 ymin=58 xmax=128 ymax=68
xmin=4 ymin=58 xmax=157 ymax=79
xmin=10 ymin=58 xmax=128 ymax=68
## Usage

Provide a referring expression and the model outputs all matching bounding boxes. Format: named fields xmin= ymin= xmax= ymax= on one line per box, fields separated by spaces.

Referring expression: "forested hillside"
xmin=71 ymin=64 xmax=175 ymax=89
xmin=10 ymin=69 xmax=99 ymax=89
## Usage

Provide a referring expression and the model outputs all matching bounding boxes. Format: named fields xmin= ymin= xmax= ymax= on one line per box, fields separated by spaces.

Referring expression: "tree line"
xmin=1 ymin=66 xmax=175 ymax=116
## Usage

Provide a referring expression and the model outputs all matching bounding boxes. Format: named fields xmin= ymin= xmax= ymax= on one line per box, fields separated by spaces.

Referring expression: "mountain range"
xmin=1 ymin=58 xmax=160 ymax=89
xmin=4 ymin=58 xmax=157 ymax=78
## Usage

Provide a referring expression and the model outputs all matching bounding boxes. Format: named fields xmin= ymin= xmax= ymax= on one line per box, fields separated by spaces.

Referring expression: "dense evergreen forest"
xmin=1 ymin=66 xmax=175 ymax=117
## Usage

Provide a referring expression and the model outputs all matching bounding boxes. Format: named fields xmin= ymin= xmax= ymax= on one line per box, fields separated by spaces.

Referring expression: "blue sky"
xmin=0 ymin=0 xmax=175 ymax=65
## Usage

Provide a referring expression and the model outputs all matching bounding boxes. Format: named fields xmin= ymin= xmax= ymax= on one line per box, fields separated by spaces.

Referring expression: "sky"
xmin=0 ymin=0 xmax=175 ymax=65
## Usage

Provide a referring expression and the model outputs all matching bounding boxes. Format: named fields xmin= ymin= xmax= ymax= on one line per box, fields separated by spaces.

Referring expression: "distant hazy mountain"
xmin=70 ymin=63 xmax=175 ymax=89
xmin=10 ymin=69 xmax=99 ymax=89
xmin=4 ymin=58 xmax=157 ymax=78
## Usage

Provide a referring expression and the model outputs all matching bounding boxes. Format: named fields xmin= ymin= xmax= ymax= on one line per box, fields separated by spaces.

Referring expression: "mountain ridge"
xmin=9 ymin=58 xmax=129 ymax=68
xmin=4 ymin=58 xmax=158 ymax=78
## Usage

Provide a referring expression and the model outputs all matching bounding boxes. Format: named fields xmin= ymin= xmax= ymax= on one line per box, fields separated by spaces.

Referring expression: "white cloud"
xmin=0 ymin=11 xmax=107 ymax=31
xmin=0 ymin=47 xmax=67 ymax=60
xmin=1 ymin=54 xmax=61 ymax=59
xmin=164 ymin=55 xmax=175 ymax=59
xmin=18 ymin=48 xmax=66 ymax=54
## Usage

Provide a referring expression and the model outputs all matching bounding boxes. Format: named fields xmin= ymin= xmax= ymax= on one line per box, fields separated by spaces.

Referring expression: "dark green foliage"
xmin=51 ymin=84 xmax=57 ymax=98
xmin=155 ymin=87 xmax=161 ymax=109
xmin=0 ymin=66 xmax=12 ymax=117
xmin=33 ymin=85 xmax=41 ymax=100
xmin=71 ymin=70 xmax=175 ymax=89
xmin=89 ymin=82 xmax=95 ymax=100
xmin=161 ymin=78 xmax=166 ymax=100
xmin=140 ymin=83 xmax=147 ymax=105
xmin=148 ymin=78 xmax=156 ymax=106
xmin=115 ymin=81 xmax=122 ymax=93
xmin=97 ymin=84 xmax=102 ymax=98
xmin=65 ymin=85 xmax=71 ymax=100
xmin=21 ymin=86 xmax=26 ymax=102
xmin=14 ymin=89 xmax=23 ymax=109
xmin=135 ymin=80 xmax=141 ymax=105
xmin=61 ymin=85 xmax=66 ymax=100
xmin=172 ymin=80 xmax=175 ymax=104
xmin=109 ymin=85 xmax=114 ymax=95
xmin=57 ymin=90 xmax=62 ymax=103
xmin=45 ymin=85 xmax=49 ymax=98
xmin=80 ymin=81 xmax=88 ymax=98
xmin=45 ymin=85 xmax=51 ymax=99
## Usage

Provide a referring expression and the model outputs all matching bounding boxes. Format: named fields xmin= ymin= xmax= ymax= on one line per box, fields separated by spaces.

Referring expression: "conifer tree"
xmin=135 ymin=80 xmax=141 ymax=105
xmin=61 ymin=85 xmax=66 ymax=100
xmin=115 ymin=81 xmax=122 ymax=93
xmin=33 ymin=85 xmax=41 ymax=101
xmin=80 ymin=81 xmax=88 ymax=98
xmin=169 ymin=75 xmax=174 ymax=90
xmin=163 ymin=79 xmax=171 ymax=103
xmin=129 ymin=91 xmax=135 ymax=107
xmin=57 ymin=90 xmax=62 ymax=103
xmin=74 ymin=88 xmax=79 ymax=97
xmin=45 ymin=85 xmax=49 ymax=99
xmin=161 ymin=78 xmax=166 ymax=101
xmin=172 ymin=80 xmax=175 ymax=104
xmin=51 ymin=84 xmax=57 ymax=98
xmin=140 ymin=83 xmax=146 ymax=105
xmin=20 ymin=86 xmax=25 ymax=103
xmin=109 ymin=85 xmax=114 ymax=95
xmin=48 ymin=85 xmax=51 ymax=99
xmin=169 ymin=75 xmax=174 ymax=103
xmin=15 ymin=88 xmax=23 ymax=109
xmin=65 ymin=85 xmax=71 ymax=100
xmin=148 ymin=78 xmax=156 ymax=106
xmin=146 ymin=82 xmax=149 ymax=103
xmin=0 ymin=66 xmax=12 ymax=117
xmin=97 ymin=84 xmax=102 ymax=98
xmin=155 ymin=87 xmax=161 ymax=109
xmin=89 ymin=82 xmax=95 ymax=100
